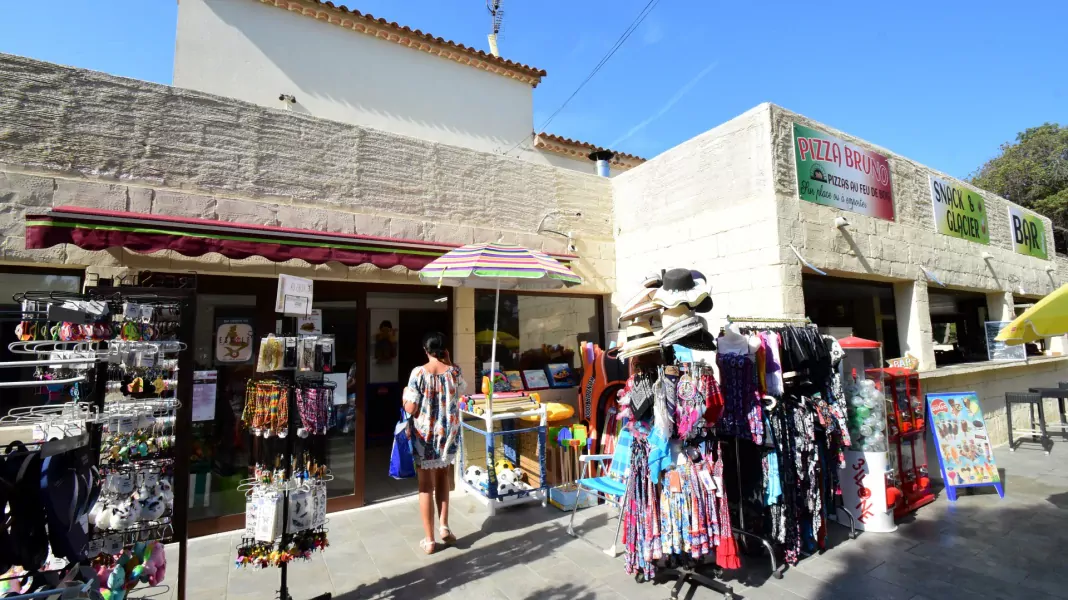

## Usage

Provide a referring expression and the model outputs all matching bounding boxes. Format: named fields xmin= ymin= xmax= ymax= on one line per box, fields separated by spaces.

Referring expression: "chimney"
xmin=488 ymin=33 xmax=500 ymax=57
xmin=588 ymin=150 xmax=614 ymax=178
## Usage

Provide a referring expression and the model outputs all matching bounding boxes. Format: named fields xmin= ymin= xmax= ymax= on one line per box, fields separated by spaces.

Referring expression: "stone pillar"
xmin=894 ymin=279 xmax=936 ymax=371
xmin=986 ymin=291 xmax=1015 ymax=323
xmin=452 ymin=287 xmax=476 ymax=380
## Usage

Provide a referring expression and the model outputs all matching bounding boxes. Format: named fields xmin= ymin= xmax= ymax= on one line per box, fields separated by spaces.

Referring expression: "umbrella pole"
xmin=489 ymin=279 xmax=500 ymax=420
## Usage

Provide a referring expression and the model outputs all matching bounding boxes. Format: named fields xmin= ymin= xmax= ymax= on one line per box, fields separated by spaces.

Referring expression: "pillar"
xmin=452 ymin=287 xmax=476 ymax=380
xmin=986 ymin=291 xmax=1015 ymax=323
xmin=894 ymin=278 xmax=936 ymax=371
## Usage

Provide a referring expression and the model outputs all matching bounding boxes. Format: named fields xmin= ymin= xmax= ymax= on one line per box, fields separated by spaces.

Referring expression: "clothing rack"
xmin=718 ymin=316 xmax=856 ymax=579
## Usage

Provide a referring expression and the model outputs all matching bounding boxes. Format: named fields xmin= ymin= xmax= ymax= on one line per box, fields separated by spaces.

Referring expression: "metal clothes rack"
xmin=719 ymin=316 xmax=856 ymax=580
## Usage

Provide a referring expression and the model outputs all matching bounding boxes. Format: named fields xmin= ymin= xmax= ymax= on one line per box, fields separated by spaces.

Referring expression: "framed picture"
xmin=505 ymin=371 xmax=524 ymax=391
xmin=547 ymin=363 xmax=574 ymax=388
xmin=521 ymin=369 xmax=550 ymax=390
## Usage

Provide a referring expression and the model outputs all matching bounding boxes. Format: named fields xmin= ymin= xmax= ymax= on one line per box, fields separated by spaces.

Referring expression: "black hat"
xmin=653 ymin=268 xmax=712 ymax=313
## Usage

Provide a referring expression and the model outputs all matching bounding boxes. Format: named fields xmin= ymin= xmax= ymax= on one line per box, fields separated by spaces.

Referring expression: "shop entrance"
xmin=186 ymin=276 xmax=451 ymax=536
xmin=802 ymin=275 xmax=901 ymax=358
xmin=363 ymin=292 xmax=451 ymax=504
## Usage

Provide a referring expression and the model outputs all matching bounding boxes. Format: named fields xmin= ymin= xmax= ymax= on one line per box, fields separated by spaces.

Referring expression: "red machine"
xmin=869 ymin=367 xmax=936 ymax=518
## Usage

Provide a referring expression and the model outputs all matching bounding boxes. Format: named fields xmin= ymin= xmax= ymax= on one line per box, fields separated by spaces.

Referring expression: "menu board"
xmin=985 ymin=321 xmax=1026 ymax=361
xmin=926 ymin=392 xmax=1004 ymax=500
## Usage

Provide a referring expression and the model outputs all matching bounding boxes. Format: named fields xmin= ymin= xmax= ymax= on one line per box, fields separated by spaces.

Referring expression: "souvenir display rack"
xmin=236 ymin=315 xmax=333 ymax=600
xmin=458 ymin=396 xmax=549 ymax=516
xmin=0 ymin=285 xmax=195 ymax=599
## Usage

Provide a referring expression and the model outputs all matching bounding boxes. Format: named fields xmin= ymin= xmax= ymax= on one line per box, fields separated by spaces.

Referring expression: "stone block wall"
xmin=611 ymin=104 xmax=789 ymax=338
xmin=769 ymin=104 xmax=1058 ymax=305
xmin=923 ymin=358 xmax=1068 ymax=447
xmin=0 ymin=53 xmax=615 ymax=295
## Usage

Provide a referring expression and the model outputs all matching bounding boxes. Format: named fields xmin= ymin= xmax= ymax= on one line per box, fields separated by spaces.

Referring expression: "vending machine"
xmin=869 ymin=367 xmax=936 ymax=518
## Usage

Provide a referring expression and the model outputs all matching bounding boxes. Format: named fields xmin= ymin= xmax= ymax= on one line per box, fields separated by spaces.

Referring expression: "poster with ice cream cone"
xmin=926 ymin=392 xmax=1004 ymax=501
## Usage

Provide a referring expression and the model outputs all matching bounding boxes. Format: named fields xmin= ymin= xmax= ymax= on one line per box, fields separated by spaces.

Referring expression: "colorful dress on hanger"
xmin=716 ymin=352 xmax=763 ymax=445
xmin=402 ymin=366 xmax=466 ymax=469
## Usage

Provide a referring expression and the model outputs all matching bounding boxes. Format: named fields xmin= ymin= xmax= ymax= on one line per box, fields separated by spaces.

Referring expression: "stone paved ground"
xmin=159 ymin=443 xmax=1068 ymax=599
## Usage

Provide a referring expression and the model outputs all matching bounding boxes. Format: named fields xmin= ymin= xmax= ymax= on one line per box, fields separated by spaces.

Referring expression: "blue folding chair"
xmin=566 ymin=427 xmax=633 ymax=556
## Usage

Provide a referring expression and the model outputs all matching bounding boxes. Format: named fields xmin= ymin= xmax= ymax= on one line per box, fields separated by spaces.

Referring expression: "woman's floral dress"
xmin=403 ymin=365 xmax=466 ymax=470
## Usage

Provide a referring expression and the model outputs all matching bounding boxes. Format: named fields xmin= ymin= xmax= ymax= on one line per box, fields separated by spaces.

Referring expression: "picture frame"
xmin=505 ymin=371 xmax=525 ymax=391
xmin=546 ymin=363 xmax=574 ymax=388
xmin=521 ymin=369 xmax=550 ymax=390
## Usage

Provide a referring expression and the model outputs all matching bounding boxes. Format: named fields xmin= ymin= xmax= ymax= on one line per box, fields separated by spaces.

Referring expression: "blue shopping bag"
xmin=389 ymin=410 xmax=416 ymax=479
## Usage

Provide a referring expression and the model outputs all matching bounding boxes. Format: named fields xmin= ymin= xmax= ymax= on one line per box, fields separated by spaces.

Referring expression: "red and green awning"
xmin=26 ymin=206 xmax=577 ymax=271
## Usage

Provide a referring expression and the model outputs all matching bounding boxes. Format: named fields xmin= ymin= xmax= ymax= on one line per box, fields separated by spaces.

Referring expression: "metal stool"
xmin=1005 ymin=392 xmax=1052 ymax=453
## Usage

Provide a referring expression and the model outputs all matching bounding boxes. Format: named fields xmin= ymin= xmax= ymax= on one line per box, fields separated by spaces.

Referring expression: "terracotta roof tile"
xmin=534 ymin=133 xmax=647 ymax=169
xmin=260 ymin=0 xmax=546 ymax=86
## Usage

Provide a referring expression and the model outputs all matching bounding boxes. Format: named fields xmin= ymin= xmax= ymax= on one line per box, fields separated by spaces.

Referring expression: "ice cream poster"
xmin=926 ymin=392 xmax=1004 ymax=500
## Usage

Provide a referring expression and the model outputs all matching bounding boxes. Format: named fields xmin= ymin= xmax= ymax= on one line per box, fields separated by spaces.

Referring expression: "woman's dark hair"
xmin=422 ymin=331 xmax=448 ymax=359
xmin=379 ymin=320 xmax=393 ymax=330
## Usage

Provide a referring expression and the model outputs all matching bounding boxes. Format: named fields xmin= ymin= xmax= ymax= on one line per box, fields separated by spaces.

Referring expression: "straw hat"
xmin=618 ymin=287 xmax=660 ymax=324
xmin=619 ymin=319 xmax=661 ymax=359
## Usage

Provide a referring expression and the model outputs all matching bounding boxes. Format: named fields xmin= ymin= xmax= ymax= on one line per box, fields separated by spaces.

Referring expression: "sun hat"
xmin=619 ymin=319 xmax=661 ymax=359
xmin=660 ymin=305 xmax=695 ymax=331
xmin=674 ymin=328 xmax=717 ymax=351
xmin=660 ymin=315 xmax=705 ymax=346
xmin=641 ymin=271 xmax=663 ymax=289
xmin=653 ymin=269 xmax=711 ymax=311
xmin=618 ymin=288 xmax=660 ymax=324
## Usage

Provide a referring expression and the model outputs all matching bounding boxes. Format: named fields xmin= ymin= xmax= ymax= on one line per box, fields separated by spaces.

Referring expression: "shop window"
xmin=0 ymin=270 xmax=83 ymax=420
xmin=1054 ymin=227 xmax=1068 ymax=258
xmin=928 ymin=290 xmax=990 ymax=366
xmin=802 ymin=275 xmax=900 ymax=358
xmin=473 ymin=292 xmax=602 ymax=392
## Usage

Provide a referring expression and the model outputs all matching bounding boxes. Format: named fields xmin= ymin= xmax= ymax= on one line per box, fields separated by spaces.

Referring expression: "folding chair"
xmin=566 ymin=427 xmax=632 ymax=556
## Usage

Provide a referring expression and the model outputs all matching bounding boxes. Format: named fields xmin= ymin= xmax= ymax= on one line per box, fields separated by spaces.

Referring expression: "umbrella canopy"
xmin=476 ymin=330 xmax=519 ymax=348
xmin=418 ymin=243 xmax=581 ymax=289
xmin=996 ymin=283 xmax=1068 ymax=345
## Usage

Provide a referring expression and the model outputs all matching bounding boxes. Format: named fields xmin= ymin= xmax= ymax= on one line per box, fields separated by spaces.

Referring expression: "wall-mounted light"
xmin=434 ymin=296 xmax=448 ymax=303
xmin=981 ymin=252 xmax=993 ymax=261
xmin=1046 ymin=265 xmax=1056 ymax=274
xmin=278 ymin=94 xmax=297 ymax=104
xmin=834 ymin=216 xmax=850 ymax=229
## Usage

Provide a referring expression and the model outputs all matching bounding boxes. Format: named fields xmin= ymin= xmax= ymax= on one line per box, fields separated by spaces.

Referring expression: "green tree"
xmin=970 ymin=123 xmax=1068 ymax=229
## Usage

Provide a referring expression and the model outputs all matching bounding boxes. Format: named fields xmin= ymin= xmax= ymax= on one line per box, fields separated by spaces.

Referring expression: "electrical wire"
xmin=501 ymin=0 xmax=664 ymax=157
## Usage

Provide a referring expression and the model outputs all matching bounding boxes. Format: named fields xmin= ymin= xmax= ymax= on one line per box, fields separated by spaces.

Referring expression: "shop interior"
xmin=802 ymin=275 xmax=901 ymax=358
xmin=927 ymin=288 xmax=990 ymax=366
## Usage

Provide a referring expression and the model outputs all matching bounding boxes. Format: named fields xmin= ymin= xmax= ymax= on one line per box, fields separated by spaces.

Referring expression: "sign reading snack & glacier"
xmin=1008 ymin=205 xmax=1048 ymax=260
xmin=793 ymin=123 xmax=895 ymax=221
xmin=929 ymin=176 xmax=989 ymax=245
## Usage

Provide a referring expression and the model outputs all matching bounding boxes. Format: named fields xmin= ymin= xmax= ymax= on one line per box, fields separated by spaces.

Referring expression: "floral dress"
xmin=403 ymin=366 xmax=465 ymax=470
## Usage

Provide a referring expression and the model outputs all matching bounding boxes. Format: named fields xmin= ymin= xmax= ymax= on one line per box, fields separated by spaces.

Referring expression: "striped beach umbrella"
xmin=419 ymin=244 xmax=582 ymax=416
xmin=418 ymin=243 xmax=581 ymax=289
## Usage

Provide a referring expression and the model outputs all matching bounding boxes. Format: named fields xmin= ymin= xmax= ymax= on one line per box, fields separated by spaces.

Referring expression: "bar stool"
xmin=1005 ymin=392 xmax=1052 ymax=454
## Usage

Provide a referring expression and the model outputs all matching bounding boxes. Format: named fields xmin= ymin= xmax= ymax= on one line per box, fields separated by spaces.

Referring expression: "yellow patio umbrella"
xmin=476 ymin=329 xmax=519 ymax=349
xmin=996 ymin=283 xmax=1068 ymax=345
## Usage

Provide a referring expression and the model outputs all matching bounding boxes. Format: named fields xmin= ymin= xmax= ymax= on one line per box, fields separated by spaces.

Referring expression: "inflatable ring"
xmin=520 ymin=402 xmax=574 ymax=423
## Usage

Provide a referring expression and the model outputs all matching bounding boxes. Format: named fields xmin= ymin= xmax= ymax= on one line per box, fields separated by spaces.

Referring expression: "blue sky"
xmin=2 ymin=0 xmax=1065 ymax=179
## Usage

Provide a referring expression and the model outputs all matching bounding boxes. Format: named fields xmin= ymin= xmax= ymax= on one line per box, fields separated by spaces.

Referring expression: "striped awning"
xmin=25 ymin=207 xmax=577 ymax=271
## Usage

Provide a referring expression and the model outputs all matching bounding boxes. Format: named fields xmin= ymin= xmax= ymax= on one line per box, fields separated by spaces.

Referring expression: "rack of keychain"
xmin=718 ymin=316 xmax=857 ymax=580
xmin=234 ymin=315 xmax=333 ymax=600
xmin=0 ymin=287 xmax=196 ymax=599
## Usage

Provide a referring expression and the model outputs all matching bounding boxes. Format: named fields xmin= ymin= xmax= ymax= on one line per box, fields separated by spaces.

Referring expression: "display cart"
xmin=869 ymin=367 xmax=935 ymax=518
xmin=458 ymin=395 xmax=549 ymax=515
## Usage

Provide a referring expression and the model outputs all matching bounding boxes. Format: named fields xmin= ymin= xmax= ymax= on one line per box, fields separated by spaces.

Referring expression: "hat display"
xmin=659 ymin=315 xmax=704 ymax=346
xmin=653 ymin=268 xmax=711 ymax=311
xmin=660 ymin=305 xmax=694 ymax=331
xmin=618 ymin=288 xmax=660 ymax=324
xmin=619 ymin=319 xmax=661 ymax=359
xmin=641 ymin=271 xmax=663 ymax=289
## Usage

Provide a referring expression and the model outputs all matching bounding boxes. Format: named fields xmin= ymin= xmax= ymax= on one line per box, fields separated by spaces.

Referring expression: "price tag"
xmin=697 ymin=469 xmax=716 ymax=492
xmin=86 ymin=537 xmax=105 ymax=558
xmin=667 ymin=471 xmax=683 ymax=494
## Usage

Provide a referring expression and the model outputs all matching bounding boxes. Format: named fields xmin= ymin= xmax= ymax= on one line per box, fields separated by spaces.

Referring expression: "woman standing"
xmin=402 ymin=332 xmax=465 ymax=554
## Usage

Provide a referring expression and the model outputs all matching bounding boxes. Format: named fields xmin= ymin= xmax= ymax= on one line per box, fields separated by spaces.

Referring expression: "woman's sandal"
xmin=439 ymin=526 xmax=456 ymax=545
xmin=420 ymin=538 xmax=437 ymax=555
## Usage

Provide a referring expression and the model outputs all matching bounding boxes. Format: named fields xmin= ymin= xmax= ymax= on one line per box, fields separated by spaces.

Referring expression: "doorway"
xmin=363 ymin=293 xmax=451 ymax=504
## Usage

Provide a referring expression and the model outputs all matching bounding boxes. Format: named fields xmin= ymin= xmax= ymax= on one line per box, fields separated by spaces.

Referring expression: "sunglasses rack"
xmin=234 ymin=314 xmax=334 ymax=600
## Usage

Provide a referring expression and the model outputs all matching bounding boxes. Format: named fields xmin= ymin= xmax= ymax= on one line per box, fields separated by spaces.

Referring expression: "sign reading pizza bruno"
xmin=1008 ymin=205 xmax=1048 ymax=260
xmin=793 ymin=123 xmax=895 ymax=220
xmin=929 ymin=176 xmax=989 ymax=245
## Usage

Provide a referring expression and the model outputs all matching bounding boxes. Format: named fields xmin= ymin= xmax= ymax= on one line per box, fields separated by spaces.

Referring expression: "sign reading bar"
xmin=276 ymin=274 xmax=313 ymax=315
xmin=929 ymin=176 xmax=989 ymax=245
xmin=1008 ymin=205 xmax=1048 ymax=260
xmin=793 ymin=123 xmax=895 ymax=221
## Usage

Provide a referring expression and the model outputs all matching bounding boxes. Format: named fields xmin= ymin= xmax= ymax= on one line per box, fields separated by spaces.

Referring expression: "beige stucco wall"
xmin=610 ymin=104 xmax=786 ymax=339
xmin=0 ymin=52 xmax=615 ymax=297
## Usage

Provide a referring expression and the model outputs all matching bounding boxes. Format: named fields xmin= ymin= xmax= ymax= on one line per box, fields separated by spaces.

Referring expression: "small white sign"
xmin=192 ymin=371 xmax=218 ymax=422
xmin=297 ymin=309 xmax=323 ymax=335
xmin=276 ymin=274 xmax=313 ymax=315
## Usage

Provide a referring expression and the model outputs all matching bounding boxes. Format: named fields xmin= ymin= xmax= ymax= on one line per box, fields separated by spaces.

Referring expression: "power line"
xmin=503 ymin=0 xmax=664 ymax=157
